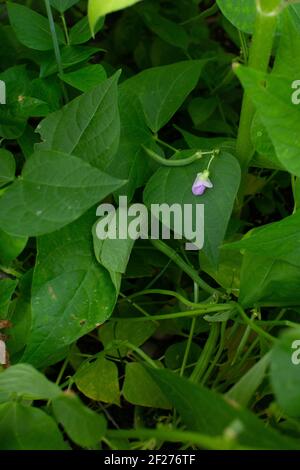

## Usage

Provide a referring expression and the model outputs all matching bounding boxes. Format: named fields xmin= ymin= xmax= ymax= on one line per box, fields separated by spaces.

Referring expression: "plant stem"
xmin=235 ymin=0 xmax=282 ymax=212
xmin=150 ymin=239 xmax=220 ymax=297
xmin=44 ymin=0 xmax=68 ymax=103
xmin=190 ymin=323 xmax=220 ymax=383
xmin=60 ymin=13 xmax=70 ymax=45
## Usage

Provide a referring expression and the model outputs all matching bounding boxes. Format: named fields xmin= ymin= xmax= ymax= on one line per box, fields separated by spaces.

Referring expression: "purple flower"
xmin=192 ymin=170 xmax=213 ymax=196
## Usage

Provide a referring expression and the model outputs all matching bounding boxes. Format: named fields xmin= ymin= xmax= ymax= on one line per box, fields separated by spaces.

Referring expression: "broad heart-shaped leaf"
xmin=75 ymin=353 xmax=120 ymax=405
xmin=88 ymin=0 xmax=142 ymax=34
xmin=52 ymin=394 xmax=107 ymax=447
xmin=36 ymin=72 xmax=120 ymax=170
xmin=216 ymin=0 xmax=256 ymax=33
xmin=21 ymin=211 xmax=118 ymax=368
xmin=50 ymin=0 xmax=79 ymax=13
xmin=145 ymin=367 xmax=300 ymax=450
xmin=238 ymin=253 xmax=300 ymax=308
xmin=7 ymin=2 xmax=65 ymax=51
xmin=224 ymin=211 xmax=300 ymax=268
xmin=235 ymin=66 xmax=300 ymax=177
xmin=144 ymin=151 xmax=241 ymax=265
xmin=0 ymin=150 xmax=125 ymax=237
xmin=0 ymin=364 xmax=61 ymax=403
xmin=123 ymin=363 xmax=171 ymax=409
xmin=0 ymin=149 xmax=15 ymax=187
xmin=270 ymin=328 xmax=300 ymax=418
xmin=0 ymin=402 xmax=69 ymax=450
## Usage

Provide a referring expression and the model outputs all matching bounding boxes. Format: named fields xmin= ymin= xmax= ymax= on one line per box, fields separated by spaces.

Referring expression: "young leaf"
xmin=21 ymin=212 xmax=118 ymax=368
xmin=75 ymin=353 xmax=120 ymax=405
xmin=52 ymin=394 xmax=107 ymax=447
xmin=7 ymin=2 xmax=65 ymax=51
xmin=88 ymin=0 xmax=142 ymax=34
xmin=37 ymin=73 xmax=121 ymax=169
xmin=0 ymin=402 xmax=69 ymax=450
xmin=123 ymin=363 xmax=171 ymax=409
xmin=0 ymin=150 xmax=125 ymax=237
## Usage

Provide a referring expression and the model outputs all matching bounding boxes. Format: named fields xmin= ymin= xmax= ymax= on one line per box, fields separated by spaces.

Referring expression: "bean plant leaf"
xmin=0 ymin=150 xmax=125 ymax=237
xmin=52 ymin=394 xmax=107 ymax=447
xmin=0 ymin=402 xmax=69 ymax=450
xmin=235 ymin=65 xmax=300 ymax=177
xmin=216 ymin=0 xmax=256 ymax=33
xmin=88 ymin=0 xmax=142 ymax=34
xmin=21 ymin=212 xmax=118 ymax=368
xmin=7 ymin=2 xmax=65 ymax=51
xmin=75 ymin=353 xmax=120 ymax=405
xmin=0 ymin=149 xmax=15 ymax=187
xmin=0 ymin=364 xmax=61 ymax=403
xmin=59 ymin=65 xmax=107 ymax=93
xmin=36 ymin=72 xmax=121 ymax=169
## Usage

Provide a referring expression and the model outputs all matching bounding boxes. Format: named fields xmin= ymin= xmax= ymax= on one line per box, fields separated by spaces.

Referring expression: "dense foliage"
xmin=0 ymin=0 xmax=300 ymax=450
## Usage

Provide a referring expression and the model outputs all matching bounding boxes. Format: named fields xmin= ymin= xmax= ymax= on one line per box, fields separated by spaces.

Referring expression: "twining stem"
xmin=180 ymin=283 xmax=198 ymax=377
xmin=235 ymin=0 xmax=282 ymax=212
xmin=150 ymin=239 xmax=220 ymax=297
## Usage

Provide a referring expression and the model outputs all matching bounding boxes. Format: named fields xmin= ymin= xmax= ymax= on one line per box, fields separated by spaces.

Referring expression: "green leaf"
xmin=99 ymin=319 xmax=156 ymax=357
xmin=69 ymin=16 xmax=104 ymax=45
xmin=40 ymin=45 xmax=102 ymax=77
xmin=123 ymin=363 xmax=171 ymax=409
xmin=227 ymin=353 xmax=271 ymax=407
xmin=0 ymin=278 xmax=17 ymax=318
xmin=0 ymin=150 xmax=125 ymax=237
xmin=137 ymin=4 xmax=189 ymax=50
xmin=37 ymin=73 xmax=121 ymax=169
xmin=145 ymin=367 xmax=300 ymax=450
xmin=270 ymin=328 xmax=300 ymax=417
xmin=7 ymin=2 xmax=65 ymax=51
xmin=75 ymin=353 xmax=120 ymax=405
xmin=165 ymin=341 xmax=202 ymax=371
xmin=50 ymin=0 xmax=79 ymax=13
xmin=144 ymin=151 xmax=241 ymax=265
xmin=0 ymin=149 xmax=15 ymax=187
xmin=125 ymin=60 xmax=208 ymax=134
xmin=238 ymin=253 xmax=300 ymax=308
xmin=0 ymin=402 xmax=69 ymax=450
xmin=235 ymin=65 xmax=300 ymax=177
xmin=0 ymin=364 xmax=61 ymax=403
xmin=60 ymin=65 xmax=107 ymax=92
xmin=217 ymin=0 xmax=256 ymax=33
xmin=21 ymin=212 xmax=118 ymax=368
xmin=224 ymin=211 xmax=300 ymax=268
xmin=0 ymin=229 xmax=27 ymax=264
xmin=52 ymin=394 xmax=107 ymax=447
xmin=88 ymin=0 xmax=142 ymax=34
